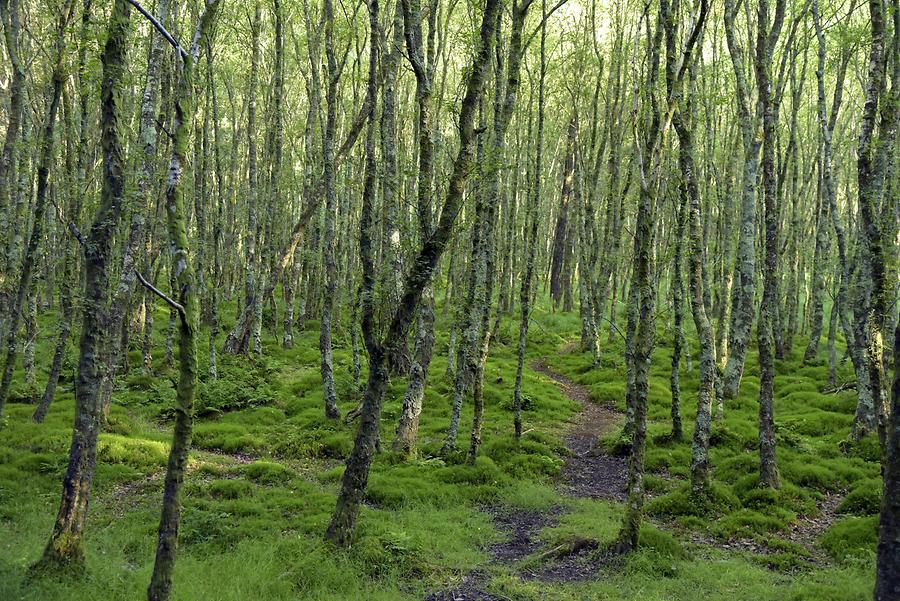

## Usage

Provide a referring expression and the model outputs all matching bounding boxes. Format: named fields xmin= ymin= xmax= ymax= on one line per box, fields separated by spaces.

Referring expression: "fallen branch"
xmin=125 ymin=0 xmax=186 ymax=59
xmin=537 ymin=536 xmax=599 ymax=560
xmin=822 ymin=381 xmax=856 ymax=394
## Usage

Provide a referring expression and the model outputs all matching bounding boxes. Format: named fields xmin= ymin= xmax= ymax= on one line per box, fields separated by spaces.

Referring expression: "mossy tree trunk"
xmin=754 ymin=0 xmax=784 ymax=490
xmin=856 ymin=0 xmax=899 ymax=450
xmin=145 ymin=2 xmax=220 ymax=599
xmin=319 ymin=0 xmax=341 ymax=420
xmin=720 ymin=0 xmax=761 ymax=404
xmin=99 ymin=0 xmax=171 ymax=418
xmin=326 ymin=0 xmax=501 ymax=545
xmin=0 ymin=0 xmax=24 ymax=287
xmin=393 ymin=0 xmax=438 ymax=458
xmin=876 ymin=307 xmax=900 ymax=599
xmin=37 ymin=0 xmax=122 ymax=568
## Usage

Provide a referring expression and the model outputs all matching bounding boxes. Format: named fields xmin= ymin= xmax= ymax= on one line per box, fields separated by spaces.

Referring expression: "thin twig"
xmin=596 ymin=313 xmax=627 ymax=342
xmin=136 ymin=270 xmax=186 ymax=323
xmin=521 ymin=0 xmax=570 ymax=54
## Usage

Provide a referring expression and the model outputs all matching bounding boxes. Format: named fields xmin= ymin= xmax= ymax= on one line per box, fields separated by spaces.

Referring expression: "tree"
xmin=326 ymin=0 xmax=502 ymax=545
xmin=36 ymin=0 xmax=124 ymax=567
xmin=140 ymin=1 xmax=221 ymax=598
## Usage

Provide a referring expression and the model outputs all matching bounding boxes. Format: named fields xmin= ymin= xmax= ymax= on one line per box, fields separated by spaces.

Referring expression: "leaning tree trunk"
xmin=326 ymin=0 xmax=501 ymax=546
xmin=0 ymin=0 xmax=74 ymax=418
xmin=393 ymin=0 xmax=437 ymax=458
xmin=36 ymin=0 xmax=123 ymax=567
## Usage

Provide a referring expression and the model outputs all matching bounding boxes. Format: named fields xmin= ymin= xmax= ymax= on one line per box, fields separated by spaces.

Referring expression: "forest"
xmin=0 ymin=0 xmax=898 ymax=598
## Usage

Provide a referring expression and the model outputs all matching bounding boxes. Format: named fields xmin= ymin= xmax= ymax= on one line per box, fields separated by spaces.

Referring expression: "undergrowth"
xmin=0 ymin=297 xmax=879 ymax=599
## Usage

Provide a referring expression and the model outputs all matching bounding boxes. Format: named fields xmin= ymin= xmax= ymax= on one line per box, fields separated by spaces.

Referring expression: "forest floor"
xmin=0 ymin=302 xmax=883 ymax=600
xmin=426 ymin=359 xmax=625 ymax=600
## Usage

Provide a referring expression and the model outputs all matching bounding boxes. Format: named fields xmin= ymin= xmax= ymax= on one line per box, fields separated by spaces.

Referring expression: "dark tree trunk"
xmin=36 ymin=0 xmax=123 ymax=567
xmin=326 ymin=0 xmax=501 ymax=546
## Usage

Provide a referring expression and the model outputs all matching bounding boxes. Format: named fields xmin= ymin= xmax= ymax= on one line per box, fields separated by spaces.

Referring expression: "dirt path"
xmin=426 ymin=357 xmax=625 ymax=599
xmin=530 ymin=359 xmax=626 ymax=502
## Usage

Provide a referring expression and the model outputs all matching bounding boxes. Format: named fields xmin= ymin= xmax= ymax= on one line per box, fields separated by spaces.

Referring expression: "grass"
xmin=0 ymin=295 xmax=881 ymax=599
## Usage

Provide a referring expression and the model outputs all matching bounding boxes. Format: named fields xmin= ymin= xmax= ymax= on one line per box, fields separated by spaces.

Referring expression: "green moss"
xmin=623 ymin=525 xmax=690 ymax=578
xmin=243 ymin=461 xmax=293 ymax=485
xmin=713 ymin=507 xmax=795 ymax=539
xmin=647 ymin=482 xmax=740 ymax=518
xmin=192 ymin=423 xmax=264 ymax=454
xmin=821 ymin=516 xmax=878 ymax=562
xmin=842 ymin=433 xmax=883 ymax=463
xmin=207 ymin=479 xmax=255 ymax=500
xmin=97 ymin=434 xmax=169 ymax=469
xmin=732 ymin=476 xmax=817 ymax=515
xmin=837 ymin=479 xmax=882 ymax=516
xmin=780 ymin=462 xmax=841 ymax=492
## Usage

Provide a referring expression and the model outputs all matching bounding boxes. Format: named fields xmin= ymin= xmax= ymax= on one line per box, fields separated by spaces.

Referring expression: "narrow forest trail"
xmin=425 ymin=356 xmax=626 ymax=600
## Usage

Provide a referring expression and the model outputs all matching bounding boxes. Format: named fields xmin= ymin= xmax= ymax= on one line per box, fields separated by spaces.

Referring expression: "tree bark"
xmin=146 ymin=3 xmax=220 ymax=598
xmin=326 ymin=0 xmax=501 ymax=545
xmin=36 ymin=0 xmax=122 ymax=567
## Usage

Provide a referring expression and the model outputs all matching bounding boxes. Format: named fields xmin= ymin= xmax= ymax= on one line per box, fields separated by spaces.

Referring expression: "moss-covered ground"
xmin=0 ymin=297 xmax=879 ymax=599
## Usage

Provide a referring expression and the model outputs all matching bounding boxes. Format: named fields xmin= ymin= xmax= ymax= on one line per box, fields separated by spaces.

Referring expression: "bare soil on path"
xmin=425 ymin=356 xmax=626 ymax=599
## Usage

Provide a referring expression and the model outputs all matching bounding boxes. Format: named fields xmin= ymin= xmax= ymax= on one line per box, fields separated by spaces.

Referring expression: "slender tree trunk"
xmin=146 ymin=4 xmax=220 ymax=599
xmin=0 ymin=0 xmax=24 ymax=287
xmin=36 ymin=0 xmax=123 ymax=567
xmin=513 ymin=13 xmax=544 ymax=439
xmin=223 ymin=3 xmax=261 ymax=356
xmin=670 ymin=175 xmax=686 ymax=442
xmin=721 ymin=0 xmax=761 ymax=402
xmin=319 ymin=0 xmax=341 ymax=420
xmin=326 ymin=0 xmax=500 ymax=545
xmin=755 ymin=0 xmax=784 ymax=490
xmin=674 ymin=62 xmax=713 ymax=497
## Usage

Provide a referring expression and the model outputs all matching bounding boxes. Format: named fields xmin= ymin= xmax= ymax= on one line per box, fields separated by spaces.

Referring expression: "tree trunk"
xmin=754 ymin=0 xmax=784 ymax=490
xmin=36 ymin=0 xmax=123 ymax=567
xmin=326 ymin=0 xmax=500 ymax=545
xmin=318 ymin=0 xmax=341 ymax=420
xmin=146 ymin=4 xmax=220 ymax=599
